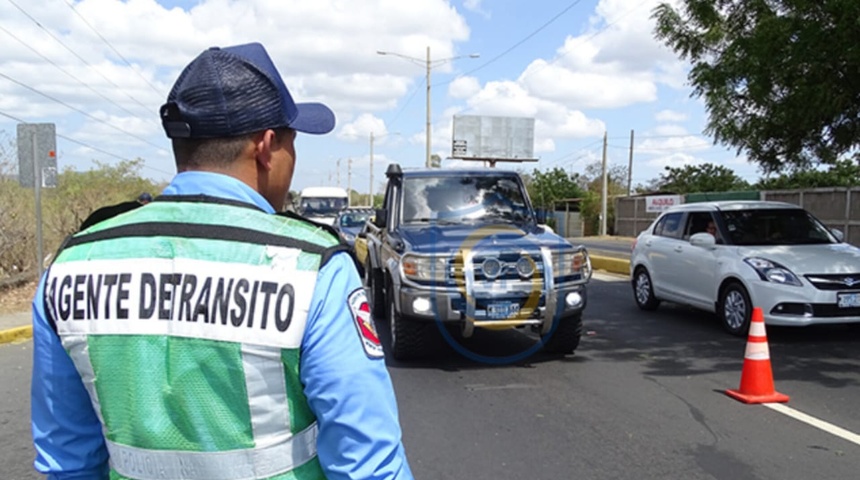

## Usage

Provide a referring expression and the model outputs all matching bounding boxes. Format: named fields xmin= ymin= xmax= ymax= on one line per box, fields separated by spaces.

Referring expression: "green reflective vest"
xmin=45 ymin=198 xmax=343 ymax=480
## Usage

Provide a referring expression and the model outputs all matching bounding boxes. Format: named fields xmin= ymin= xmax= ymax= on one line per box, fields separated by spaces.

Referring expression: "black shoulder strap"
xmin=64 ymin=222 xmax=329 ymax=256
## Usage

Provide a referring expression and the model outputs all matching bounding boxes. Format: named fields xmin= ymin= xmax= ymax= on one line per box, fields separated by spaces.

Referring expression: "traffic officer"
xmin=31 ymin=42 xmax=414 ymax=480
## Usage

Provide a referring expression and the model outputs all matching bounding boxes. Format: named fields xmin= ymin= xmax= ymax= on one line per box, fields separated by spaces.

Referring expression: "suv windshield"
xmin=300 ymin=197 xmax=348 ymax=217
xmin=401 ymin=175 xmax=530 ymax=225
xmin=719 ymin=208 xmax=836 ymax=245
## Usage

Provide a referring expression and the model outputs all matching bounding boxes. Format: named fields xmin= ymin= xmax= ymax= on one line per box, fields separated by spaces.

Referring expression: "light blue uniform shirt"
xmin=31 ymin=172 xmax=413 ymax=480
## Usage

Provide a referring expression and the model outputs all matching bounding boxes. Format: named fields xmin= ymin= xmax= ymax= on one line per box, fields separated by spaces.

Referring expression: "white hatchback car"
xmin=630 ymin=201 xmax=860 ymax=335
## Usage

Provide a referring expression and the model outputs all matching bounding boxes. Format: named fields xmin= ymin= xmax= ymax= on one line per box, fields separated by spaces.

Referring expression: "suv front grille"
xmin=448 ymin=252 xmax=544 ymax=282
xmin=804 ymin=273 xmax=860 ymax=291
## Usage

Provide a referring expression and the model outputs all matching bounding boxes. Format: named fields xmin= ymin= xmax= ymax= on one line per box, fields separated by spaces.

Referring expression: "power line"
xmin=523 ymin=0 xmax=651 ymax=80
xmin=385 ymin=77 xmax=425 ymax=127
xmin=6 ymin=0 xmax=155 ymax=114
xmin=0 ymin=109 xmax=174 ymax=176
xmin=0 ymin=72 xmax=165 ymax=151
xmin=457 ymin=0 xmax=651 ymax=116
xmin=0 ymin=24 xmax=156 ymax=124
xmin=61 ymin=0 xmax=162 ymax=96
xmin=435 ymin=0 xmax=586 ymax=88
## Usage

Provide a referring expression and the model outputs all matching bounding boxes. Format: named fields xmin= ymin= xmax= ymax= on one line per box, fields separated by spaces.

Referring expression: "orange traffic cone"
xmin=725 ymin=307 xmax=789 ymax=404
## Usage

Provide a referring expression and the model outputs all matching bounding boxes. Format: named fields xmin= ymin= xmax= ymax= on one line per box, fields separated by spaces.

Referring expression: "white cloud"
xmin=655 ymin=109 xmax=688 ymax=123
xmin=652 ymin=124 xmax=688 ymax=137
xmin=637 ymin=135 xmax=712 ymax=155
xmin=448 ymin=76 xmax=481 ymax=99
xmin=462 ymin=0 xmax=490 ymax=18
xmin=337 ymin=114 xmax=388 ymax=142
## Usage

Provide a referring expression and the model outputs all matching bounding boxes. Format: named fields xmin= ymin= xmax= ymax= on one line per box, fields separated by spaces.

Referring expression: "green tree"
xmin=651 ymin=163 xmax=750 ymax=194
xmin=756 ymin=159 xmax=860 ymax=189
xmin=579 ymin=162 xmax=628 ymax=236
xmin=653 ymin=0 xmax=860 ymax=173
xmin=525 ymin=167 xmax=585 ymax=210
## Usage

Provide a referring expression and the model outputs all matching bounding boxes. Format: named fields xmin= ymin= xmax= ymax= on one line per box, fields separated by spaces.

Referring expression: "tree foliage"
xmin=579 ymin=162 xmax=629 ymax=235
xmin=524 ymin=167 xmax=586 ymax=209
xmin=756 ymin=159 xmax=860 ymax=189
xmin=651 ymin=163 xmax=750 ymax=194
xmin=653 ymin=0 xmax=860 ymax=172
xmin=0 ymin=136 xmax=162 ymax=280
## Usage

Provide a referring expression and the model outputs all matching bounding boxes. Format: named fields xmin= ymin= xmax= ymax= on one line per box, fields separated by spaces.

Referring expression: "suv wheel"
xmin=632 ymin=267 xmax=660 ymax=311
xmin=542 ymin=315 xmax=582 ymax=355
xmin=388 ymin=282 xmax=433 ymax=360
xmin=719 ymin=282 xmax=752 ymax=336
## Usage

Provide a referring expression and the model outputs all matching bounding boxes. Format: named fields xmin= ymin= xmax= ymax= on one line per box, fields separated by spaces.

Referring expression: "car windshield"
xmin=339 ymin=212 xmax=370 ymax=228
xmin=401 ymin=175 xmax=531 ymax=226
xmin=300 ymin=197 xmax=348 ymax=217
xmin=719 ymin=208 xmax=836 ymax=245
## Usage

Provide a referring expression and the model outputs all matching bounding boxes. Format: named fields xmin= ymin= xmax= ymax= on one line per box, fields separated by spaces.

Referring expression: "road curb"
xmin=590 ymin=255 xmax=630 ymax=276
xmin=0 ymin=325 xmax=33 ymax=344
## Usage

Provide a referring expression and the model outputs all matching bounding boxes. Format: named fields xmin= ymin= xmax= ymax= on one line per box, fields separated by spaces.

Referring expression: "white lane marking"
xmin=764 ymin=403 xmax=860 ymax=447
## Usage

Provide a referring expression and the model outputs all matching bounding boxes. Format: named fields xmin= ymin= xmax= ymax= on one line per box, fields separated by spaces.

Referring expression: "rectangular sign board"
xmin=645 ymin=195 xmax=683 ymax=213
xmin=451 ymin=115 xmax=535 ymax=161
xmin=17 ymin=123 xmax=58 ymax=188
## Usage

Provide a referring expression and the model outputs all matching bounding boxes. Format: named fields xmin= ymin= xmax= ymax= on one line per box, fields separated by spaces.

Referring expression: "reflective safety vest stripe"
xmin=45 ymin=200 xmax=337 ymax=480
xmin=106 ymin=423 xmax=318 ymax=480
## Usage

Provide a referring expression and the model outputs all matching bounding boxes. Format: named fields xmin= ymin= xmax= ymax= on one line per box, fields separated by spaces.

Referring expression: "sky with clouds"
xmin=0 ymin=0 xmax=763 ymax=195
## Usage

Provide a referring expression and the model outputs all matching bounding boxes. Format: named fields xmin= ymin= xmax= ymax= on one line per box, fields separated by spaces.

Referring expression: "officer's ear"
xmin=254 ymin=129 xmax=277 ymax=172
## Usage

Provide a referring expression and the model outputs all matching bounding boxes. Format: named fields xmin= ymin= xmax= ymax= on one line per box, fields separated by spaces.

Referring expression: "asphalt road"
xmin=3 ymin=273 xmax=859 ymax=479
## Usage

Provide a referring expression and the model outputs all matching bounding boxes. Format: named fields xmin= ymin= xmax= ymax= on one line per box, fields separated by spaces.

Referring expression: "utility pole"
xmin=348 ymin=158 xmax=352 ymax=206
xmin=369 ymin=132 xmax=374 ymax=207
xmin=600 ymin=131 xmax=608 ymax=237
xmin=336 ymin=158 xmax=341 ymax=188
xmin=627 ymin=129 xmax=634 ymax=196
xmin=425 ymin=45 xmax=431 ymax=168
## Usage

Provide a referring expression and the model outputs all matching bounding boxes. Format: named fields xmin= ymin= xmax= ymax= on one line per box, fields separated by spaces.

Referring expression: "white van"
xmin=298 ymin=187 xmax=349 ymax=225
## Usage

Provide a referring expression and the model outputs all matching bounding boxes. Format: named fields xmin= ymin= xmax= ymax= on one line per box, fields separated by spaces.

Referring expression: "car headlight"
xmin=401 ymin=254 xmax=449 ymax=282
xmin=553 ymin=250 xmax=591 ymax=280
xmin=341 ymin=232 xmax=356 ymax=242
xmin=744 ymin=257 xmax=803 ymax=286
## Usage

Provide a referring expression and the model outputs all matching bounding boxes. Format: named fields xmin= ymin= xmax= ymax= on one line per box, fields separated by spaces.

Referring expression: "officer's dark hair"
xmin=172 ymin=128 xmax=294 ymax=169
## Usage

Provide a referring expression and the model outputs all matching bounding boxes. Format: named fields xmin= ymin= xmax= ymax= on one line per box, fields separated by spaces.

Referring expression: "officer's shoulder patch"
xmin=348 ymin=288 xmax=384 ymax=359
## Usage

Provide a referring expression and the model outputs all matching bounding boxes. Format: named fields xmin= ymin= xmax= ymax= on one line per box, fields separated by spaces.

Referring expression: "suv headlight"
xmin=553 ymin=249 xmax=591 ymax=280
xmin=744 ymin=257 xmax=803 ymax=286
xmin=401 ymin=254 xmax=449 ymax=282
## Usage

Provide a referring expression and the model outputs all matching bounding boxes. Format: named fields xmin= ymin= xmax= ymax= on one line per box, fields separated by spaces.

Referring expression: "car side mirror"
xmin=690 ymin=232 xmax=717 ymax=249
xmin=373 ymin=209 xmax=387 ymax=228
xmin=831 ymin=228 xmax=845 ymax=243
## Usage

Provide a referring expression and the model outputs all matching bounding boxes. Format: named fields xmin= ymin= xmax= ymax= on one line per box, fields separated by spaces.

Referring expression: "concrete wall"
xmin=550 ymin=211 xmax=583 ymax=238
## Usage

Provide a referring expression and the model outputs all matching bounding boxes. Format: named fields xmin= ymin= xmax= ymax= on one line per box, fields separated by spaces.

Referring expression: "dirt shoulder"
xmin=0 ymin=280 xmax=37 ymax=315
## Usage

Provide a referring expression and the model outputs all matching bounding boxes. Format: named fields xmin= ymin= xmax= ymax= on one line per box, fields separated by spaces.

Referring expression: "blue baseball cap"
xmin=160 ymin=42 xmax=335 ymax=138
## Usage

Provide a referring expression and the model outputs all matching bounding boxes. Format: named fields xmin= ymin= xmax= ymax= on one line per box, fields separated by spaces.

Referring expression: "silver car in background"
xmin=630 ymin=201 xmax=860 ymax=335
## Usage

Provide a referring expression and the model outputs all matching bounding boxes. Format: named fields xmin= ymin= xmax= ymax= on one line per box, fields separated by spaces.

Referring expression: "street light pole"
xmin=377 ymin=47 xmax=479 ymax=169
xmin=369 ymin=131 xmax=375 ymax=207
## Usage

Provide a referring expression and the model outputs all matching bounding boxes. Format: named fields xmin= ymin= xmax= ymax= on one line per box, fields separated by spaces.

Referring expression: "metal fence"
xmin=614 ymin=187 xmax=860 ymax=246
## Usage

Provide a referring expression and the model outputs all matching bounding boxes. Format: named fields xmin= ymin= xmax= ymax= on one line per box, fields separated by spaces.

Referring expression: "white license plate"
xmin=487 ymin=302 xmax=520 ymax=319
xmin=837 ymin=292 xmax=860 ymax=308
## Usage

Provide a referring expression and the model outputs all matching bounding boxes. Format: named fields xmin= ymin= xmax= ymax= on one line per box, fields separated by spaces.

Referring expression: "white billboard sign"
xmin=451 ymin=115 xmax=536 ymax=161
xmin=646 ymin=195 xmax=683 ymax=213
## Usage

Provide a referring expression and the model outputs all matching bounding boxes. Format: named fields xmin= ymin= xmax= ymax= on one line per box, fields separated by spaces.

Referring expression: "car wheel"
xmin=388 ymin=283 xmax=433 ymax=360
xmin=719 ymin=282 xmax=752 ymax=336
xmin=541 ymin=314 xmax=582 ymax=355
xmin=632 ymin=267 xmax=660 ymax=311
